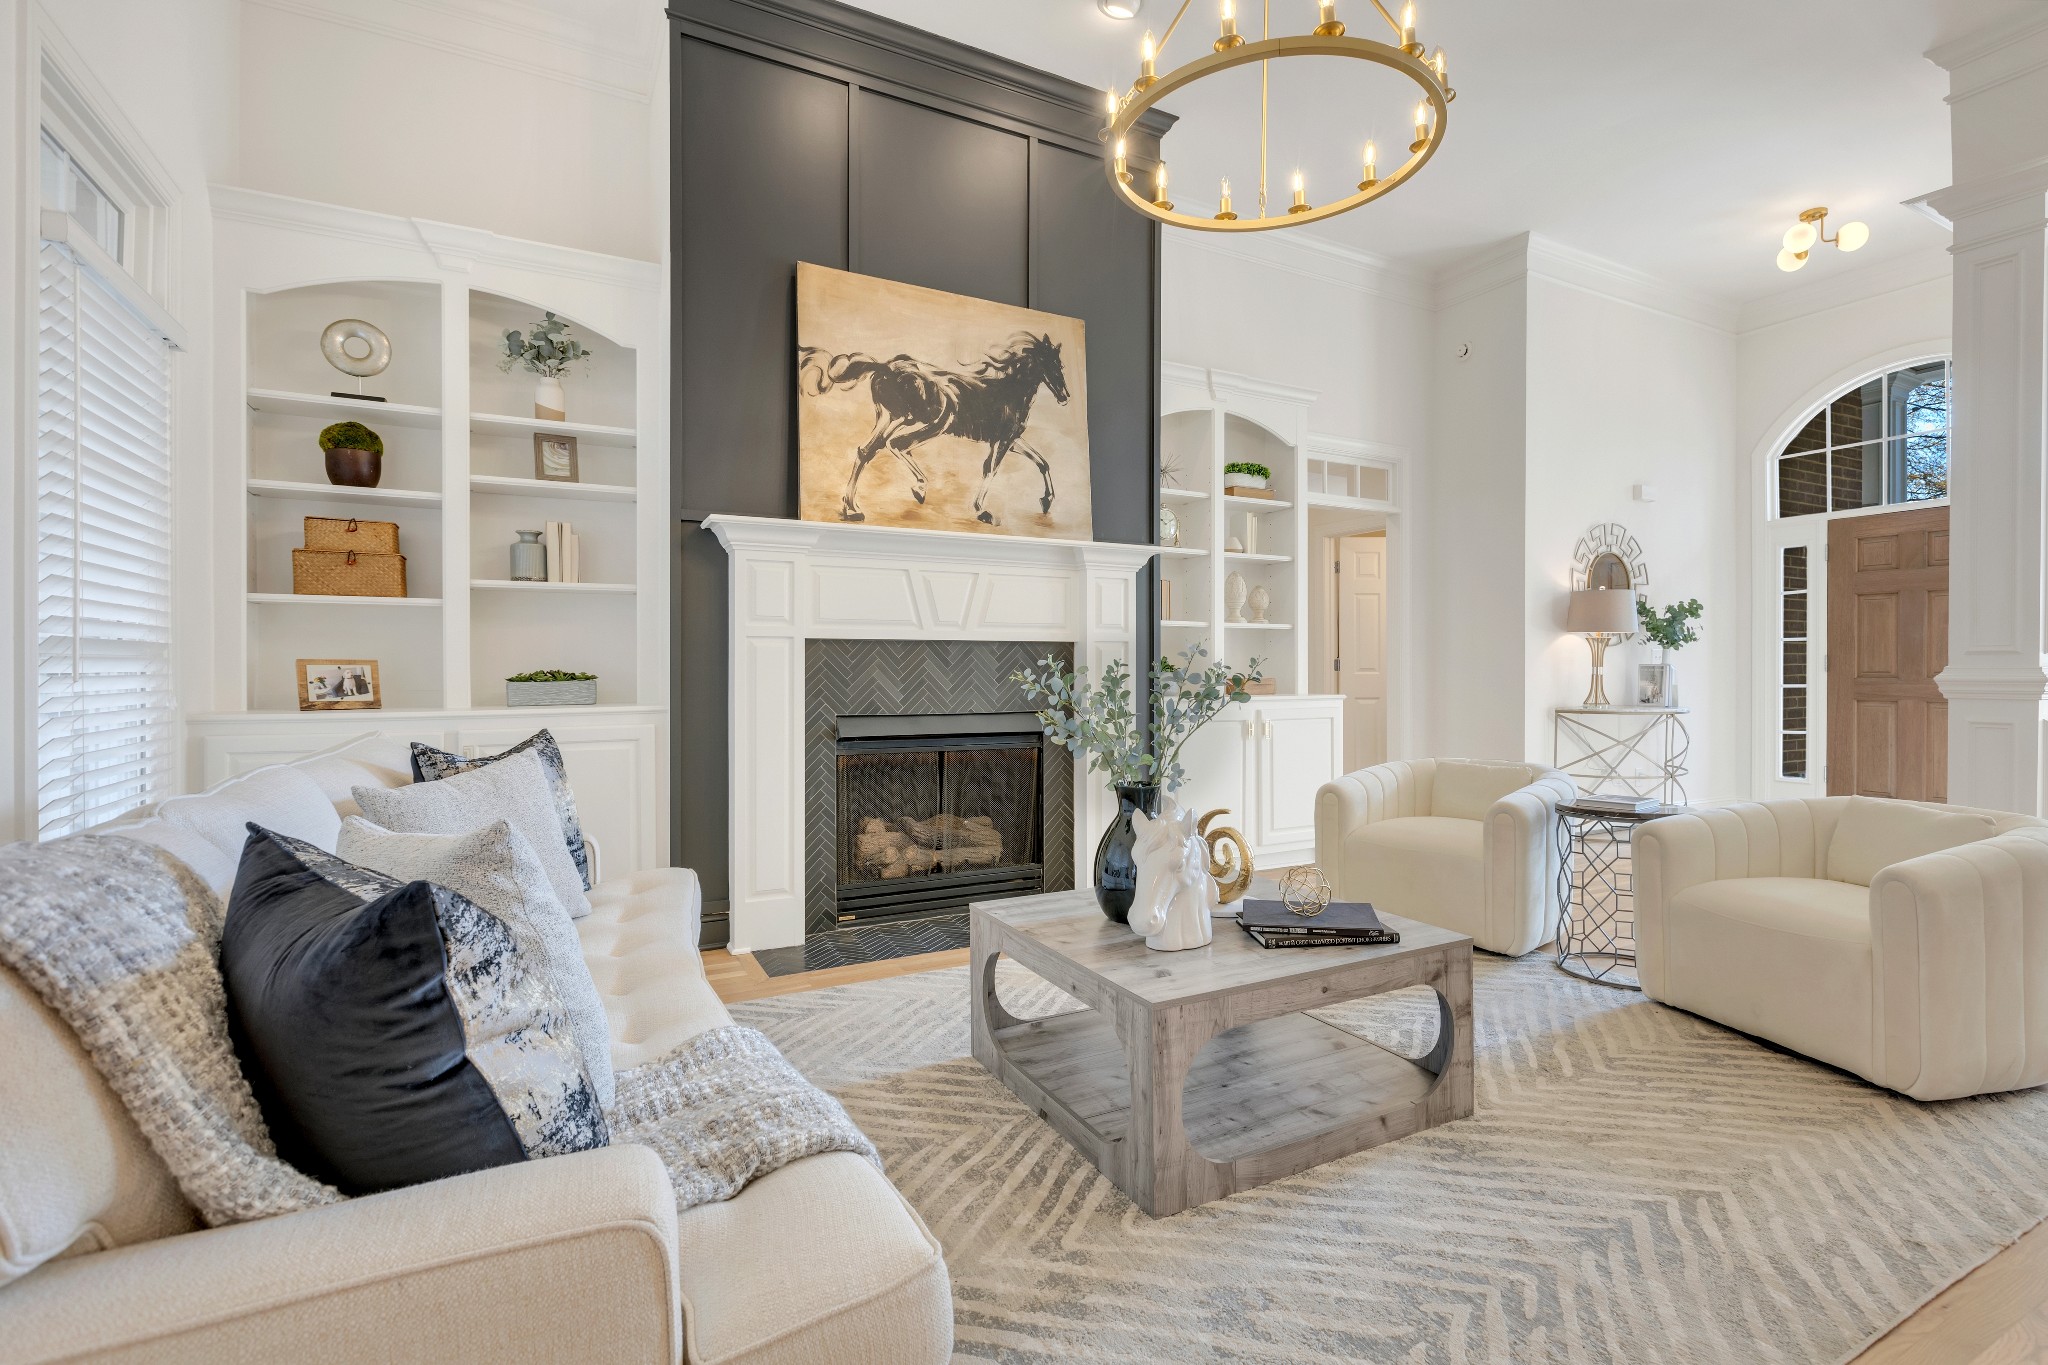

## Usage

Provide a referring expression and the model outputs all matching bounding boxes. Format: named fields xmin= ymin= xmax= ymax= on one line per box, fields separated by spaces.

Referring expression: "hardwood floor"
xmin=710 ymin=946 xmax=2048 ymax=1360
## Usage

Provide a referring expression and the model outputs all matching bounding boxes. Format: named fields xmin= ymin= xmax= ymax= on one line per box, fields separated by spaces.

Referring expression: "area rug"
xmin=731 ymin=956 xmax=2048 ymax=1364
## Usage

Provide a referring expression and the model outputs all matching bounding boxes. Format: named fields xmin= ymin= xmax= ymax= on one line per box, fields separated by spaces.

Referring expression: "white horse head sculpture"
xmin=1128 ymin=798 xmax=1218 ymax=952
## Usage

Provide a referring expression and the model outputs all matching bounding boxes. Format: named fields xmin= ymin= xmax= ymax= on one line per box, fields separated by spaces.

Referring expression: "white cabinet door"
xmin=1173 ymin=703 xmax=1250 ymax=826
xmin=1252 ymin=701 xmax=1341 ymax=853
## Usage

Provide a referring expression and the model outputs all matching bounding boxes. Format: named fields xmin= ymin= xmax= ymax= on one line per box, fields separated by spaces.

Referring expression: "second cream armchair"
xmin=1314 ymin=758 xmax=1576 ymax=956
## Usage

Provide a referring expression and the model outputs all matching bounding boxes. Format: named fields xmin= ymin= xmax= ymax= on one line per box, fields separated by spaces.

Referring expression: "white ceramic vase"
xmin=1225 ymin=570 xmax=1248 ymax=623
xmin=1127 ymin=798 xmax=1217 ymax=952
xmin=534 ymin=374 xmax=566 ymax=422
xmin=1662 ymin=647 xmax=1680 ymax=707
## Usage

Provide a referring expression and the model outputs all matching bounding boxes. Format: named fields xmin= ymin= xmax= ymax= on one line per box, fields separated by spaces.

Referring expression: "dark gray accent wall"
xmin=671 ymin=0 xmax=1171 ymax=945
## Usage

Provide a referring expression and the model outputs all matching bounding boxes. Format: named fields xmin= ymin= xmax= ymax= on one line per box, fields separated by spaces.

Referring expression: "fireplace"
xmin=834 ymin=713 xmax=1045 ymax=922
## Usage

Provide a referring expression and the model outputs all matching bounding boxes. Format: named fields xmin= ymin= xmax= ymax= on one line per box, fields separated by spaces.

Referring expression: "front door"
xmin=1826 ymin=505 xmax=1950 ymax=800
xmin=1336 ymin=533 xmax=1388 ymax=772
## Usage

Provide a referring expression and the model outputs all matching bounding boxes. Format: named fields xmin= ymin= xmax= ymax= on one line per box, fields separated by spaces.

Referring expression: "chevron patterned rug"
xmin=731 ymin=955 xmax=2048 ymax=1364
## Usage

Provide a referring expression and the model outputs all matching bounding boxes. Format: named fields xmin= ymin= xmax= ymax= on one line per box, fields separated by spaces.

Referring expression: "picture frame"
xmin=533 ymin=432 xmax=579 ymax=483
xmin=1637 ymin=663 xmax=1670 ymax=708
xmin=298 ymin=658 xmax=381 ymax=711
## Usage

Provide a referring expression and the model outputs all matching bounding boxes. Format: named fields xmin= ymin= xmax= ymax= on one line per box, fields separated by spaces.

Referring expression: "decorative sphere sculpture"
xmin=1279 ymin=865 xmax=1332 ymax=917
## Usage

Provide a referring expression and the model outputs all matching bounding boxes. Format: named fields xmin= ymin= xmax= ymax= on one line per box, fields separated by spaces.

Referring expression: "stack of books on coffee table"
xmin=1235 ymin=899 xmax=1400 ymax=949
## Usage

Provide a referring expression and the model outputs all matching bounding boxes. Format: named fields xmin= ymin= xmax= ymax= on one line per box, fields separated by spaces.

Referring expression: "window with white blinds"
xmin=35 ymin=238 xmax=175 ymax=838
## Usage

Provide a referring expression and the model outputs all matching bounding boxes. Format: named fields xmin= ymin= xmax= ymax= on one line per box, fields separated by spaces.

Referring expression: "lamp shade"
xmin=1566 ymin=588 xmax=1636 ymax=636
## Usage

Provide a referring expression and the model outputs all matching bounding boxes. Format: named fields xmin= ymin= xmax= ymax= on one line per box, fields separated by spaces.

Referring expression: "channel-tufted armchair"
xmin=1634 ymin=795 xmax=2048 ymax=1101
xmin=1314 ymin=758 xmax=1576 ymax=956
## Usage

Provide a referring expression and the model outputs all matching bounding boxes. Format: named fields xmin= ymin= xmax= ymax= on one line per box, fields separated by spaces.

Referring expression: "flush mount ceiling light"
xmin=1099 ymin=0 xmax=1143 ymax=18
xmin=1776 ymin=206 xmax=1869 ymax=272
xmin=1103 ymin=0 xmax=1454 ymax=233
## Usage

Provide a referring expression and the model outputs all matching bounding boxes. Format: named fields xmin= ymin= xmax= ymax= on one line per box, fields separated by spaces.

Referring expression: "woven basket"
xmin=292 ymin=548 xmax=407 ymax=598
xmin=304 ymin=516 xmax=400 ymax=554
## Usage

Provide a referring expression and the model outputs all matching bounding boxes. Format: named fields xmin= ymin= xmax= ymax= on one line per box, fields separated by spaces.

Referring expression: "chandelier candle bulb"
xmin=1400 ymin=1 xmax=1420 ymax=53
xmin=1410 ymin=100 xmax=1430 ymax=152
xmin=1216 ymin=0 xmax=1243 ymax=49
xmin=1314 ymin=0 xmax=1345 ymax=37
xmin=1138 ymin=29 xmax=1157 ymax=87
xmin=1216 ymin=176 xmax=1237 ymax=219
xmin=1288 ymin=170 xmax=1309 ymax=214
xmin=1114 ymin=138 xmax=1130 ymax=182
xmin=1360 ymin=140 xmax=1378 ymax=189
xmin=1153 ymin=162 xmax=1172 ymax=210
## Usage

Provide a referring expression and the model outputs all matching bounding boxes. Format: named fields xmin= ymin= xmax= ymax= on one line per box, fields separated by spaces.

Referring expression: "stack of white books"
xmin=544 ymin=521 xmax=581 ymax=583
xmin=1575 ymin=792 xmax=1661 ymax=814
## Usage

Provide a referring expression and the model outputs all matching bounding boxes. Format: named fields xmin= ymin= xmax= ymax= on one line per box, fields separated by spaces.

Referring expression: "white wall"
xmin=0 ymin=0 xmax=240 ymax=841
xmin=236 ymin=0 xmax=659 ymax=261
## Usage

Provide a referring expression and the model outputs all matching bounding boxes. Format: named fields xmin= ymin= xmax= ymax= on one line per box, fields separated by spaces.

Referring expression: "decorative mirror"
xmin=1573 ymin=523 xmax=1648 ymax=592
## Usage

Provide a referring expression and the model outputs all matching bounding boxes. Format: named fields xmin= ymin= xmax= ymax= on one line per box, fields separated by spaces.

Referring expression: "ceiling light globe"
xmin=1837 ymin=221 xmax=1870 ymax=252
xmin=1783 ymin=222 xmax=1817 ymax=254
xmin=1776 ymin=248 xmax=1807 ymax=273
xmin=1098 ymin=0 xmax=1141 ymax=16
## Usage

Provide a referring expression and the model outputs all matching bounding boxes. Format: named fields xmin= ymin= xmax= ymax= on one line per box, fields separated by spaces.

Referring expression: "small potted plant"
xmin=1223 ymin=460 xmax=1272 ymax=494
xmin=1015 ymin=646 xmax=1261 ymax=922
xmin=319 ymin=421 xmax=384 ymax=488
xmin=1636 ymin=597 xmax=1703 ymax=707
xmin=505 ymin=669 xmax=598 ymax=707
xmin=500 ymin=312 xmax=592 ymax=421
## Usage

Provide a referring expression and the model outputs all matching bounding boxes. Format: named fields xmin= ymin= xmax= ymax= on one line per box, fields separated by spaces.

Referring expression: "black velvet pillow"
xmin=221 ymin=825 xmax=606 ymax=1196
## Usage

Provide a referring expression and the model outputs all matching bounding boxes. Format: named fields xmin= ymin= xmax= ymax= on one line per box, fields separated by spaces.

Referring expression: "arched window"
xmin=1772 ymin=360 xmax=1949 ymax=517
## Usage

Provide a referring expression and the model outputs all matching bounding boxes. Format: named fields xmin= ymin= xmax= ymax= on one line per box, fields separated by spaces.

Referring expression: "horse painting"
xmin=794 ymin=264 xmax=1092 ymax=538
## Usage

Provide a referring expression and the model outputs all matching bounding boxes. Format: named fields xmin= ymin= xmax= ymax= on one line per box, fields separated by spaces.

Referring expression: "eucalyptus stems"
xmin=499 ymin=312 xmax=591 ymax=379
xmin=1013 ymin=645 xmax=1264 ymax=795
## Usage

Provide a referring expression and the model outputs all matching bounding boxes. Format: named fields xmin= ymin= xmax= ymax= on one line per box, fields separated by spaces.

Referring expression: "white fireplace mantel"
xmin=705 ymin=514 xmax=1158 ymax=950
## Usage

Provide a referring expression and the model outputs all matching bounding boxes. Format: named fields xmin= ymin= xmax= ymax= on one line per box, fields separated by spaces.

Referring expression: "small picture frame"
xmin=298 ymin=658 xmax=381 ymax=711
xmin=534 ymin=432 xmax=579 ymax=483
xmin=1637 ymin=663 xmax=1669 ymax=708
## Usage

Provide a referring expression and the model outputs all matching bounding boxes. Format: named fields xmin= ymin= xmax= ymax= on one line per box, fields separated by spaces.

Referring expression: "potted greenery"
xmin=505 ymin=669 xmax=598 ymax=707
xmin=1636 ymin=597 xmax=1703 ymax=706
xmin=1015 ymin=646 xmax=1262 ymax=922
xmin=319 ymin=421 xmax=385 ymax=488
xmin=500 ymin=312 xmax=592 ymax=421
xmin=1223 ymin=460 xmax=1272 ymax=495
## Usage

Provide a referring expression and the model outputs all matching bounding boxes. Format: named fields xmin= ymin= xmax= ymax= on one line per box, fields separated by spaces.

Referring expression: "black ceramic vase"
xmin=1093 ymin=783 xmax=1160 ymax=923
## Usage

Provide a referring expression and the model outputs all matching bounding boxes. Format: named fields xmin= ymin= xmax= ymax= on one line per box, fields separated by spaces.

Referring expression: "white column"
xmin=1927 ymin=13 xmax=2048 ymax=814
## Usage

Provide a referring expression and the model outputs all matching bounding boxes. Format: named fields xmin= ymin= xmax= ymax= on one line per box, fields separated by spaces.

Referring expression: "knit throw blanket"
xmin=0 ymin=835 xmax=876 ymax=1226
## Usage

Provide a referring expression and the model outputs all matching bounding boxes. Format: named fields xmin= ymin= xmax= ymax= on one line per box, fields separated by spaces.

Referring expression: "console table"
xmin=1553 ymin=706 xmax=1691 ymax=806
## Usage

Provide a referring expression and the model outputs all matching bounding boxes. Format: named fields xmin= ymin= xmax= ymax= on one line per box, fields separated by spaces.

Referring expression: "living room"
xmin=3 ymin=0 xmax=2047 ymax=1360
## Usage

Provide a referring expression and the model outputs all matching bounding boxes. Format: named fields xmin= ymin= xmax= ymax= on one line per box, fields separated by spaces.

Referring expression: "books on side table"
xmin=1571 ymin=793 xmax=1661 ymax=815
xmin=1236 ymin=898 xmax=1399 ymax=949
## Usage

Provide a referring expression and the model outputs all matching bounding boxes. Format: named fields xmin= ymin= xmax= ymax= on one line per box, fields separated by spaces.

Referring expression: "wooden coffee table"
xmin=970 ymin=890 xmax=1474 ymax=1217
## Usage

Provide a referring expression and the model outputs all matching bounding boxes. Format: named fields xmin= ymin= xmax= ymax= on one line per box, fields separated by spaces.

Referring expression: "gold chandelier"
xmin=1103 ymin=0 xmax=1454 ymax=233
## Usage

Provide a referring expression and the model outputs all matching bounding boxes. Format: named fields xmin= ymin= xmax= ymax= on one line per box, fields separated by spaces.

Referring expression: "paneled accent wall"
xmin=671 ymin=0 xmax=1173 ymax=941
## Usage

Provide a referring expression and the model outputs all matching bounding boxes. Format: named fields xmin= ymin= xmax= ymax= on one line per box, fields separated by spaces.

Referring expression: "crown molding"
xmin=1431 ymin=235 xmax=1532 ymax=310
xmin=1304 ymin=431 xmax=1407 ymax=465
xmin=1525 ymin=235 xmax=1738 ymax=332
xmin=1734 ymin=245 xmax=1953 ymax=334
xmin=243 ymin=0 xmax=659 ymax=101
xmin=1928 ymin=7 xmax=2048 ymax=81
xmin=209 ymin=185 xmax=661 ymax=287
xmin=1160 ymin=211 xmax=1433 ymax=308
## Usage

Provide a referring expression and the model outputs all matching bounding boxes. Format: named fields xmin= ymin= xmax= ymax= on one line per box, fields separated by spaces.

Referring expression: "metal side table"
xmin=1554 ymin=801 xmax=1686 ymax=990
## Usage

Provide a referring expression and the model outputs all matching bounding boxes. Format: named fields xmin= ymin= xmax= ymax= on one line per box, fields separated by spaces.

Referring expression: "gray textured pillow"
xmin=352 ymin=750 xmax=591 ymax=918
xmin=336 ymin=817 xmax=615 ymax=1110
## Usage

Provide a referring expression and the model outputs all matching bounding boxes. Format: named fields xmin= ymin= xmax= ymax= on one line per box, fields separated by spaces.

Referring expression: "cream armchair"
xmin=1633 ymin=796 xmax=2048 ymax=1102
xmin=1314 ymin=758 xmax=1576 ymax=956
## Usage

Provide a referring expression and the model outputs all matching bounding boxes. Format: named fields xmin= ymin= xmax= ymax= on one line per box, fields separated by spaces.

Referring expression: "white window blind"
xmin=35 ymin=238 xmax=175 ymax=839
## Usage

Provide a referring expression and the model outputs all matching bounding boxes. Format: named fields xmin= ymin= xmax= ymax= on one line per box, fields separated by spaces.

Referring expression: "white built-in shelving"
xmin=247 ymin=479 xmax=443 ymax=508
xmin=469 ymin=474 xmax=636 ymax=504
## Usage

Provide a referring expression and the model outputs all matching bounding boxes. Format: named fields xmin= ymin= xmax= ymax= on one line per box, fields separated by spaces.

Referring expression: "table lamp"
xmin=1566 ymin=588 xmax=1637 ymax=707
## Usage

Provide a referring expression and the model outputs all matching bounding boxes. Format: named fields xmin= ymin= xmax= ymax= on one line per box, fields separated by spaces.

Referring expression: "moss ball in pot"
xmin=319 ymin=421 xmax=385 ymax=488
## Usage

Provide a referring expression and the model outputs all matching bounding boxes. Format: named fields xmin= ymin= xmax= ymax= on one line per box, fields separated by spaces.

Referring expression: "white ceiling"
xmin=834 ymin=0 xmax=2046 ymax=306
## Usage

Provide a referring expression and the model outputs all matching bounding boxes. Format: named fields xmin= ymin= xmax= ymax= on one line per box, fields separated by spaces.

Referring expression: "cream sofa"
xmin=1634 ymin=795 xmax=2048 ymax=1102
xmin=0 ymin=735 xmax=952 ymax=1364
xmin=1314 ymin=758 xmax=1576 ymax=956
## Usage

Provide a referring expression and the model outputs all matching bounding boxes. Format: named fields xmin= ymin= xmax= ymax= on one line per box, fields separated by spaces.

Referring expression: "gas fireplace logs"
xmin=855 ymin=814 xmax=1004 ymax=879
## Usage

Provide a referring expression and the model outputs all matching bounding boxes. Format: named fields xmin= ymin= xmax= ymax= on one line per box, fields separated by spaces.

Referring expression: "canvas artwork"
xmin=795 ymin=262 xmax=1092 ymax=538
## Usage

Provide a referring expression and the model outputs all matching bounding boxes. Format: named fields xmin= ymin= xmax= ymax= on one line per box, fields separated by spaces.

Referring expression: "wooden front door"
xmin=1827 ymin=505 xmax=1950 ymax=800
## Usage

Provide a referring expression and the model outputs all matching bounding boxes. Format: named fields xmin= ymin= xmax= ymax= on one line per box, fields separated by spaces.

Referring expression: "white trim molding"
xmin=705 ymin=514 xmax=1157 ymax=951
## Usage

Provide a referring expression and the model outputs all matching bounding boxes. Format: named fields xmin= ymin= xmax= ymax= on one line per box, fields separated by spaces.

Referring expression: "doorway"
xmin=1826 ymin=505 xmax=1949 ymax=800
xmin=1310 ymin=523 xmax=1389 ymax=773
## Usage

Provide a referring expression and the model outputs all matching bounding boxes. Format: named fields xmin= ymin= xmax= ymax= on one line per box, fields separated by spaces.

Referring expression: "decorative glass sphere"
xmin=1279 ymin=865 xmax=1332 ymax=917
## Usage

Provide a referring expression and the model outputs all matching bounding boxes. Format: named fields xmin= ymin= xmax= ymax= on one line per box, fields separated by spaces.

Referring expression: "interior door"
xmin=1336 ymin=533 xmax=1388 ymax=773
xmin=1826 ymin=505 xmax=1950 ymax=800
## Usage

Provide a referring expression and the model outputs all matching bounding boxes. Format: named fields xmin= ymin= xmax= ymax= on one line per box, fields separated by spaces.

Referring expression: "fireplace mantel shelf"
xmin=704 ymin=513 xmax=1159 ymax=573
xmin=708 ymin=513 xmax=1154 ymax=951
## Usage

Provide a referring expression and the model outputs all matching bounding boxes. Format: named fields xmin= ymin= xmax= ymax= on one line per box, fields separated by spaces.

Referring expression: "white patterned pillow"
xmin=352 ymin=750 xmax=591 ymax=918
xmin=410 ymin=730 xmax=592 ymax=891
xmin=337 ymin=816 xmax=615 ymax=1110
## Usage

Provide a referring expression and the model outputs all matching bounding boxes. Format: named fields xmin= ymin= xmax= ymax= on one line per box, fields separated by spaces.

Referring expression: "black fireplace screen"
xmin=835 ymin=729 xmax=1043 ymax=920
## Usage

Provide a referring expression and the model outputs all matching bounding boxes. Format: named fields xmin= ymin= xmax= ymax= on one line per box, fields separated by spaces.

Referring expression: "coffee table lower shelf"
xmin=996 ymin=1008 xmax=1437 ymax=1165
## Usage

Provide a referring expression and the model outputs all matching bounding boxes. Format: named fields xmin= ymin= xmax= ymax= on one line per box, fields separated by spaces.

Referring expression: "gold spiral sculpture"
xmin=1104 ymin=0 xmax=1455 ymax=235
xmin=1198 ymin=809 xmax=1253 ymax=904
